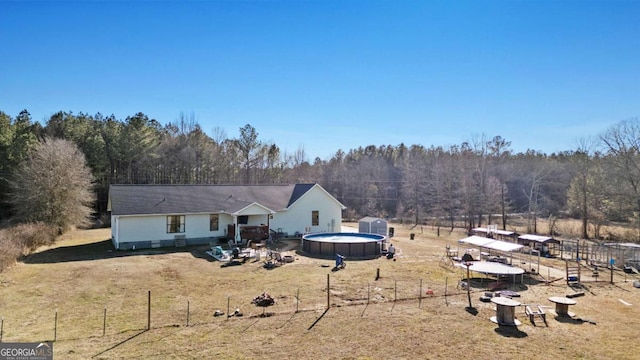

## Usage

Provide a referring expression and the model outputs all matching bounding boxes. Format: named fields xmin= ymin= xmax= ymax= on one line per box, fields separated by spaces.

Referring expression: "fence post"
xmin=611 ymin=263 xmax=614 ymax=284
xmin=327 ymin=274 xmax=330 ymax=309
xmin=54 ymin=310 xmax=58 ymax=342
xmin=296 ymin=289 xmax=299 ymax=313
xmin=367 ymin=283 xmax=370 ymax=304
xmin=586 ymin=244 xmax=590 ymax=264
xmin=147 ymin=291 xmax=151 ymax=330
xmin=187 ymin=300 xmax=190 ymax=327
xmin=419 ymin=279 xmax=423 ymax=308
xmin=445 ymin=277 xmax=448 ymax=306
xmin=609 ymin=249 xmax=614 ymax=284
xmin=227 ymin=296 xmax=230 ymax=320
xmin=1 ymin=316 xmax=4 ymax=342
xmin=394 ymin=281 xmax=397 ymax=302
xmin=465 ymin=262 xmax=472 ymax=309
xmin=103 ymin=307 xmax=107 ymax=336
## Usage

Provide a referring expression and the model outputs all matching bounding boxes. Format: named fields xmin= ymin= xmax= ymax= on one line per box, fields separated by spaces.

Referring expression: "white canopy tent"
xmin=459 ymin=235 xmax=495 ymax=248
xmin=458 ymin=236 xmax=524 ymax=253
xmin=458 ymin=236 xmax=524 ymax=267
xmin=456 ymin=237 xmax=526 ymax=284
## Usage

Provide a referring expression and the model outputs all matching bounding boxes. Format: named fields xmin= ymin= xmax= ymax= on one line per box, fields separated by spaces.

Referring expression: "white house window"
xmin=312 ymin=210 xmax=319 ymax=226
xmin=210 ymin=214 xmax=219 ymax=231
xmin=167 ymin=215 xmax=185 ymax=233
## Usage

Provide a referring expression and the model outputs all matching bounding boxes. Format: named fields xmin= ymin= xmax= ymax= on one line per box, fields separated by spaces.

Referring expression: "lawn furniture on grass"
xmin=524 ymin=304 xmax=548 ymax=326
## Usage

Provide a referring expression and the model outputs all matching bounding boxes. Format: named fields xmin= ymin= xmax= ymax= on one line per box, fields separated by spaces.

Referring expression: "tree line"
xmin=1 ymin=109 xmax=639 ymax=241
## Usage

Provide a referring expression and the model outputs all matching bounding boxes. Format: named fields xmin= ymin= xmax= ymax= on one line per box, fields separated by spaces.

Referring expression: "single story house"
xmin=107 ymin=183 xmax=346 ymax=250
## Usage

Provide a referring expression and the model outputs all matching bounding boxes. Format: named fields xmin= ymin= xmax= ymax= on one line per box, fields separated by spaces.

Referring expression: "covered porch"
xmin=226 ymin=203 xmax=274 ymax=246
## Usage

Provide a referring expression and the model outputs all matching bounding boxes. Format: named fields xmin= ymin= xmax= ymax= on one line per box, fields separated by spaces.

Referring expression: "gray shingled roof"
xmin=109 ymin=184 xmax=318 ymax=216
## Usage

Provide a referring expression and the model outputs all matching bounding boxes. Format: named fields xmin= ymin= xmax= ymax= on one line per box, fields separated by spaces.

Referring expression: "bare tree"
xmin=513 ymin=150 xmax=555 ymax=233
xmin=284 ymin=145 xmax=310 ymax=183
xmin=487 ymin=136 xmax=513 ymax=229
xmin=600 ymin=118 xmax=640 ymax=240
xmin=430 ymin=146 xmax=463 ymax=232
xmin=8 ymin=137 xmax=95 ymax=233
xmin=400 ymin=145 xmax=430 ymax=226
xmin=565 ymin=138 xmax=598 ymax=239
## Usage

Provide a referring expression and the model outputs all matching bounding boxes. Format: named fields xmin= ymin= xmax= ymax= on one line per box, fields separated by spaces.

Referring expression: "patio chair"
xmin=273 ymin=252 xmax=286 ymax=265
xmin=263 ymin=251 xmax=284 ymax=269
xmin=229 ymin=238 xmax=247 ymax=249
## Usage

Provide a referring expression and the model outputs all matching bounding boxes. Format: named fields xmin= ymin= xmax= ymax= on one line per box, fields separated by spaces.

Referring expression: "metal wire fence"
xmin=0 ymin=275 xmax=466 ymax=343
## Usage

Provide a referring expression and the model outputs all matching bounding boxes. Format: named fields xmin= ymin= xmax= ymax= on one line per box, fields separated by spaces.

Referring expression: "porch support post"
xmin=233 ymin=215 xmax=240 ymax=244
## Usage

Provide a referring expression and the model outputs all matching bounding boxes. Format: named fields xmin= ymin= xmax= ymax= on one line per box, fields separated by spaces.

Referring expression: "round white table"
xmin=548 ymin=296 xmax=577 ymax=317
xmin=490 ymin=296 xmax=521 ymax=326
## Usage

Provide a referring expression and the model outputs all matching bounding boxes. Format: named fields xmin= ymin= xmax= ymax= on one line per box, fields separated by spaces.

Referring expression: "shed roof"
xmin=472 ymin=227 xmax=516 ymax=236
xmin=604 ymin=242 xmax=640 ymax=249
xmin=359 ymin=217 xmax=386 ymax=223
xmin=518 ymin=234 xmax=559 ymax=244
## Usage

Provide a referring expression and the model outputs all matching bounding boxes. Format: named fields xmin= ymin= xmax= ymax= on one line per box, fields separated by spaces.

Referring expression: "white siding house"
xmin=270 ymin=185 xmax=343 ymax=235
xmin=108 ymin=183 xmax=346 ymax=250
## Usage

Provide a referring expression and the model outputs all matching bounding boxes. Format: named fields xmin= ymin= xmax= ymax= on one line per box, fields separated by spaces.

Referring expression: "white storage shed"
xmin=358 ymin=217 xmax=388 ymax=235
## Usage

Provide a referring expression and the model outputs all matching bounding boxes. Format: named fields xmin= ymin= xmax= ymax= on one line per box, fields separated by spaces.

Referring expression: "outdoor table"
xmin=490 ymin=296 xmax=521 ymax=326
xmin=548 ymin=296 xmax=577 ymax=317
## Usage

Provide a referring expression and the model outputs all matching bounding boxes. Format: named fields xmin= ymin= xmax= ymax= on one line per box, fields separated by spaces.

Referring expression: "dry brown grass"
xmin=1 ymin=225 xmax=640 ymax=359
xmin=502 ymin=216 xmax=638 ymax=242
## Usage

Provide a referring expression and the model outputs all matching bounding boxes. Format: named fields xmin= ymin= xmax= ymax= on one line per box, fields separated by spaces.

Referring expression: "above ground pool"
xmin=302 ymin=232 xmax=386 ymax=258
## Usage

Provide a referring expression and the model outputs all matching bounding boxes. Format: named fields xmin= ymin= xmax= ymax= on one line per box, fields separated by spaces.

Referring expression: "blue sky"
xmin=1 ymin=1 xmax=639 ymax=160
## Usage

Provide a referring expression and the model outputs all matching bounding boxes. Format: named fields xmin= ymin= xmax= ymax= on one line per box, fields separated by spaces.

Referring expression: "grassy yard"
xmin=1 ymin=225 xmax=640 ymax=359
